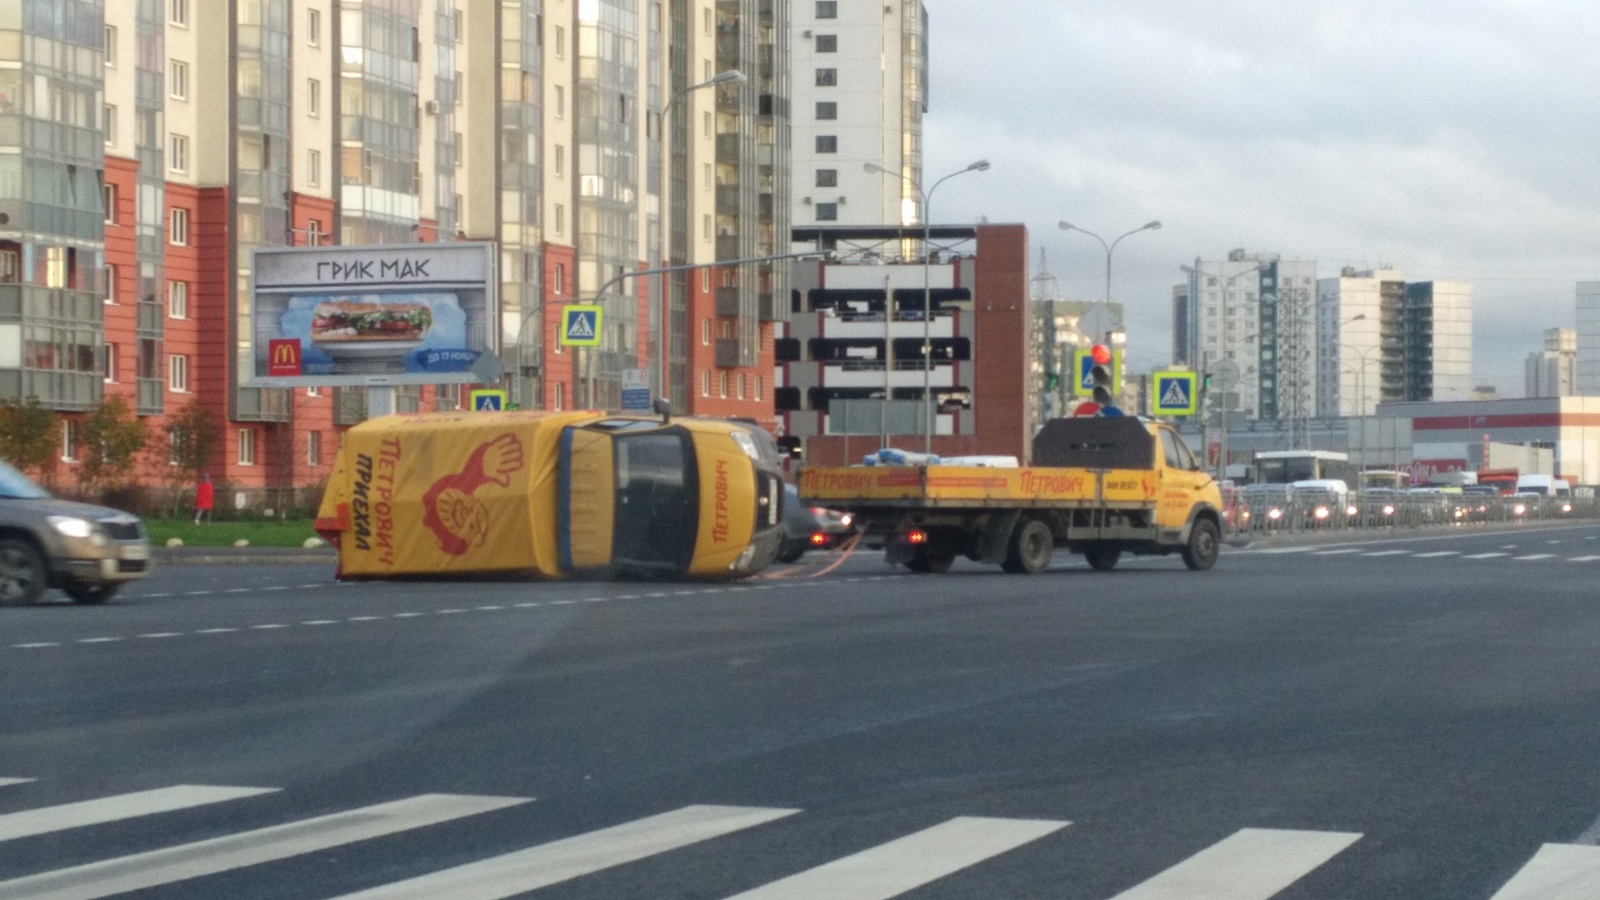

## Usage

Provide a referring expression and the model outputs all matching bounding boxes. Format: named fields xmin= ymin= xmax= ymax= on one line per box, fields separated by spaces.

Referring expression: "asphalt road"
xmin=4 ymin=522 xmax=1600 ymax=898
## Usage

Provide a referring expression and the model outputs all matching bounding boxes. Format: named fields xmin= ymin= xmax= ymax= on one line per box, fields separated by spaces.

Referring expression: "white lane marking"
xmin=1413 ymin=551 xmax=1461 ymax=558
xmin=1312 ymin=549 xmax=1363 ymax=556
xmin=1569 ymin=556 xmax=1600 ymax=562
xmin=331 ymin=805 xmax=798 ymax=900
xmin=1501 ymin=545 xmax=1519 ymax=550
xmin=0 ymin=779 xmax=32 ymax=788
xmin=224 ymin=589 xmax=251 ymax=594
xmin=674 ymin=590 xmax=699 ymax=596
xmin=1548 ymin=540 xmax=1566 ymax=544
xmin=196 ymin=628 xmax=239 ymax=634
xmin=0 ymin=793 xmax=529 ymax=900
xmin=1514 ymin=554 xmax=1556 ymax=561
xmin=76 ymin=637 xmax=122 ymax=644
xmin=140 ymin=593 xmax=172 ymax=598
xmin=1107 ymin=828 xmax=1362 ymax=900
xmin=249 ymin=624 xmax=289 ymax=630
xmin=1489 ymin=843 xmax=1600 ymax=900
xmin=136 ymin=633 xmax=181 ymax=639
xmin=436 ymin=609 xmax=467 ymax=615
xmin=12 ymin=643 xmax=59 ymax=649
xmin=0 ymin=786 xmax=277 ymax=843
xmin=514 ymin=602 xmax=541 ymax=608
xmin=347 ymin=616 xmax=382 ymax=622
xmin=1249 ymin=547 xmax=1317 ymax=554
xmin=722 ymin=816 xmax=1068 ymax=900
xmin=1361 ymin=550 xmax=1410 ymax=557
xmin=393 ymin=612 xmax=423 ymax=618
xmin=1464 ymin=552 xmax=1509 ymax=559
xmin=183 ymin=591 xmax=213 ymax=596
xmin=551 ymin=600 xmax=576 ymax=606
xmin=476 ymin=605 xmax=504 ymax=611
xmin=301 ymin=620 xmax=338 ymax=626
xmin=261 ymin=586 xmax=289 ymax=591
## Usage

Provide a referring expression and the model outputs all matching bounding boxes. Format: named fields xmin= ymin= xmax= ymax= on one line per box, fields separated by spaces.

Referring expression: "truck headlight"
xmin=48 ymin=516 xmax=95 ymax=539
xmin=729 ymin=542 xmax=759 ymax=571
xmin=728 ymin=430 xmax=762 ymax=462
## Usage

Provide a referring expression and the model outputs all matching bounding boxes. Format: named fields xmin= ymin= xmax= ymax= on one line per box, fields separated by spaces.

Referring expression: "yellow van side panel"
xmin=563 ymin=429 xmax=616 ymax=571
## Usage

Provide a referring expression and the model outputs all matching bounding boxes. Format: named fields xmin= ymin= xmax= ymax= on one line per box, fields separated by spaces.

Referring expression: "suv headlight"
xmin=47 ymin=516 xmax=96 ymax=539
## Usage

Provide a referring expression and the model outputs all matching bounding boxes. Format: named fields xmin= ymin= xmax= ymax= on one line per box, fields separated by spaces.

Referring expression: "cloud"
xmin=918 ymin=0 xmax=1600 ymax=392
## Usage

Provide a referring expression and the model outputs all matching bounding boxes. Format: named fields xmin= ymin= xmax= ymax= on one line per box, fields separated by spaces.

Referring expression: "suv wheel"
xmin=0 ymin=537 xmax=48 ymax=606
xmin=64 ymin=583 xmax=119 ymax=605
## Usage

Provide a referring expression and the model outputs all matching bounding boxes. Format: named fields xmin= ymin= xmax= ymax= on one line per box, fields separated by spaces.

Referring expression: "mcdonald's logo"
xmin=268 ymin=338 xmax=303 ymax=377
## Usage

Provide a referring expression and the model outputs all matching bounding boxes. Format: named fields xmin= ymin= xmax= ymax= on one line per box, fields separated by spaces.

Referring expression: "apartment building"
xmin=1316 ymin=268 xmax=1473 ymax=415
xmin=789 ymin=0 xmax=926 ymax=229
xmin=1525 ymin=328 xmax=1578 ymax=398
xmin=1 ymin=0 xmax=787 ymax=494
xmin=778 ymin=223 xmax=1030 ymax=466
xmin=1576 ymin=282 xmax=1600 ymax=395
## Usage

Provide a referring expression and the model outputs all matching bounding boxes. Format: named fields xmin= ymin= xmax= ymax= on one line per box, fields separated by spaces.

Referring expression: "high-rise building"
xmin=788 ymin=0 xmax=925 ymax=228
xmin=1576 ymin=282 xmax=1600 ymax=394
xmin=1525 ymin=328 xmax=1577 ymax=398
xmin=1177 ymin=250 xmax=1317 ymax=425
xmin=1402 ymin=280 xmax=1473 ymax=403
xmin=1316 ymin=268 xmax=1472 ymax=415
xmin=3 ymin=1 xmax=787 ymax=494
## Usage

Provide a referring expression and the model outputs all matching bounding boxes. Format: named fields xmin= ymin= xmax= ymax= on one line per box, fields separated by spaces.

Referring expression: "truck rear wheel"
xmin=1182 ymin=518 xmax=1220 ymax=571
xmin=1002 ymin=518 xmax=1054 ymax=574
xmin=907 ymin=548 xmax=955 ymax=574
xmin=1084 ymin=545 xmax=1120 ymax=571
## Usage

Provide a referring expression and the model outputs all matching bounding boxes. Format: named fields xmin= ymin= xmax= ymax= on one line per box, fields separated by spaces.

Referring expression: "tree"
xmin=0 ymin=397 xmax=59 ymax=481
xmin=76 ymin=395 xmax=146 ymax=495
xmin=161 ymin=399 xmax=224 ymax=497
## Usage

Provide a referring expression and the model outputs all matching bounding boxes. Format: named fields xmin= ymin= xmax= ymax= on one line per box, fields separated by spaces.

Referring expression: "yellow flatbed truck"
xmin=798 ymin=417 xmax=1224 ymax=573
xmin=315 ymin=408 xmax=786 ymax=580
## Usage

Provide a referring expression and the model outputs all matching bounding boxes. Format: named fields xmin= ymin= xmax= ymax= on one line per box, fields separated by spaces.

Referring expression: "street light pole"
xmin=864 ymin=159 xmax=990 ymax=454
xmin=657 ymin=69 xmax=744 ymax=406
xmin=1060 ymin=220 xmax=1161 ymax=343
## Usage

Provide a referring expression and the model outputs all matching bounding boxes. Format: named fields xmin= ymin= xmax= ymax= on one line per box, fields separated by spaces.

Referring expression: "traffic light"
xmin=1046 ymin=371 xmax=1060 ymax=391
xmin=1089 ymin=344 xmax=1115 ymax=406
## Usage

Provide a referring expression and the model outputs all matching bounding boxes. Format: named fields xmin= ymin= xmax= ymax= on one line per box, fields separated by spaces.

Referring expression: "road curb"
xmin=152 ymin=550 xmax=336 ymax=566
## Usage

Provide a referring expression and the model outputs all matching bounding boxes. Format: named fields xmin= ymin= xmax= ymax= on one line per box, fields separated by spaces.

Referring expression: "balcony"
xmin=716 ymin=235 xmax=742 ymax=259
xmin=716 ymin=185 xmax=742 ymax=215
xmin=716 ymin=286 xmax=741 ymax=317
xmin=715 ymin=338 xmax=741 ymax=369
xmin=136 ymin=378 xmax=162 ymax=416
xmin=758 ymin=292 xmax=780 ymax=322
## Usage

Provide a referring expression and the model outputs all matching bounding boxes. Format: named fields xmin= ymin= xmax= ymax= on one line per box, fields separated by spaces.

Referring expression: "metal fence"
xmin=1225 ymin=490 xmax=1598 ymax=536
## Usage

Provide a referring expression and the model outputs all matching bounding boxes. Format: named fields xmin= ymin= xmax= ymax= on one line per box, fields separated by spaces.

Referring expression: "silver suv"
xmin=0 ymin=459 xmax=151 ymax=605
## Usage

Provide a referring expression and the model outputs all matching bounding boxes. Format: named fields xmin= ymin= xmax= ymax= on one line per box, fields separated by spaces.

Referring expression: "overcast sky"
xmin=917 ymin=0 xmax=1600 ymax=394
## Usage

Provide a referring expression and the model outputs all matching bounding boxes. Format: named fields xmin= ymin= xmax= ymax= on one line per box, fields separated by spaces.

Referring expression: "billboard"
xmin=248 ymin=242 xmax=497 ymax=387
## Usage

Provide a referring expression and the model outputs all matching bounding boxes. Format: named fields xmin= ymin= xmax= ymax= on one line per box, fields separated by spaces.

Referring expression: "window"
xmin=554 ymin=382 xmax=565 ymax=409
xmin=815 ymin=135 xmax=838 ymax=153
xmin=168 ymin=280 xmax=188 ymax=318
xmin=307 ymin=431 xmax=321 ymax=467
xmin=704 ymin=111 xmax=711 ymax=137
xmin=168 ymin=353 xmax=189 ymax=392
xmin=103 ymin=104 xmax=116 ymax=144
xmin=815 ymin=202 xmax=838 ymax=221
xmin=703 ymin=214 xmax=711 ymax=240
xmin=554 ymin=144 xmax=564 ymax=176
xmin=554 ymin=84 xmax=565 ymax=118
xmin=103 ymin=263 xmax=116 ymax=303
xmin=307 ymin=78 xmax=320 ymax=116
xmin=704 ymin=162 xmax=712 ymax=190
xmin=103 ymin=183 xmax=115 ymax=223
xmin=816 ymin=1 xmax=838 ymax=17
xmin=307 ymin=385 xmax=321 ymax=397
xmin=719 ymin=372 xmax=729 ymax=398
xmin=815 ymin=68 xmax=837 ymax=87
xmin=701 ymin=269 xmax=710 ymax=292
xmin=554 ymin=203 xmax=565 ymax=234
xmin=702 ymin=370 xmax=711 ymax=396
xmin=307 ymin=148 xmax=321 ymax=187
xmin=61 ymin=420 xmax=76 ymax=462
xmin=816 ymin=101 xmax=837 ymax=120
xmin=103 ymin=343 xmax=116 ymax=382
xmin=307 ymin=8 xmax=321 ymax=46
xmin=169 ymin=134 xmax=189 ymax=173
xmin=702 ymin=318 xmax=710 ymax=345
xmin=237 ymin=428 xmax=255 ymax=466
xmin=170 ymin=0 xmax=188 ymax=27
xmin=815 ymin=34 xmax=837 ymax=52
xmin=104 ymin=25 xmax=116 ymax=65
xmin=816 ymin=169 xmax=838 ymax=187
xmin=738 ymin=373 xmax=746 ymax=399
xmin=755 ymin=376 xmax=763 ymax=401
xmin=554 ymin=25 xmax=565 ymax=58
xmin=169 ymin=208 xmax=189 ymax=245
xmin=553 ymin=263 xmax=565 ymax=295
xmin=169 ymin=60 xmax=188 ymax=100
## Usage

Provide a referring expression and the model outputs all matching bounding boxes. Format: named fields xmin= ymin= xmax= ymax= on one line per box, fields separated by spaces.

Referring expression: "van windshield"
xmin=612 ymin=431 xmax=699 ymax=575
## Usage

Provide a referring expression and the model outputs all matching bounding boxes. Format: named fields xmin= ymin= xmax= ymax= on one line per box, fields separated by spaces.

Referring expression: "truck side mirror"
xmin=653 ymin=397 xmax=672 ymax=423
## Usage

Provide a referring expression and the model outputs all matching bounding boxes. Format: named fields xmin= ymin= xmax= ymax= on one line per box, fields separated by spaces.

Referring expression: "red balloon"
xmin=1091 ymin=344 xmax=1112 ymax=365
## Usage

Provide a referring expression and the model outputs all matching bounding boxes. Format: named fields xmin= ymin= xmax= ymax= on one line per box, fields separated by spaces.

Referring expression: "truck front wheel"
xmin=1002 ymin=518 xmax=1054 ymax=574
xmin=1084 ymin=545 xmax=1121 ymax=571
xmin=1182 ymin=518 xmax=1220 ymax=571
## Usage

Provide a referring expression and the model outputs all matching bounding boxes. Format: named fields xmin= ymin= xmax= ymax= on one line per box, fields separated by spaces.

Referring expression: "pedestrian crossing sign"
xmin=1152 ymin=370 xmax=1199 ymax=416
xmin=561 ymin=305 xmax=603 ymax=347
xmin=469 ymin=389 xmax=507 ymax=412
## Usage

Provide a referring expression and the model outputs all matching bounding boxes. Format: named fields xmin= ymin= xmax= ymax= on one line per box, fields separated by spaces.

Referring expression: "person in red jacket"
xmin=194 ymin=473 xmax=214 ymax=525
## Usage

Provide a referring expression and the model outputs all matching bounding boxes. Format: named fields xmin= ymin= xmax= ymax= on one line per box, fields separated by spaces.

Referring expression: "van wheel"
xmin=1002 ymin=519 xmax=1054 ymax=574
xmin=1182 ymin=519 xmax=1220 ymax=571
xmin=0 ymin=538 xmax=48 ymax=606
xmin=1084 ymin=545 xmax=1121 ymax=571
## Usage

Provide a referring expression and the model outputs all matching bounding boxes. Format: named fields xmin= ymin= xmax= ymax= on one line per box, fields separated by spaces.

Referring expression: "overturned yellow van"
xmin=314 ymin=409 xmax=785 ymax=580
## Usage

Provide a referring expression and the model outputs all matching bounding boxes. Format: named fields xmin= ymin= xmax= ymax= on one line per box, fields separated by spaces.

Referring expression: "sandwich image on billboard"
xmin=249 ymin=242 xmax=497 ymax=387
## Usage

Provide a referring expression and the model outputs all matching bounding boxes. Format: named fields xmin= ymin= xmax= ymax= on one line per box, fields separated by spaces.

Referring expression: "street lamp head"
xmin=1143 ymin=220 xmax=1162 ymax=231
xmin=863 ymin=162 xmax=886 ymax=174
xmin=1057 ymin=221 xmax=1076 ymax=233
xmin=708 ymin=69 xmax=745 ymax=86
xmin=966 ymin=159 xmax=991 ymax=172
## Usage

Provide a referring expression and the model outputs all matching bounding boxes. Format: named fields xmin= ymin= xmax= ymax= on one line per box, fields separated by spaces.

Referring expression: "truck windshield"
xmin=613 ymin=431 xmax=698 ymax=575
xmin=0 ymin=460 xmax=50 ymax=499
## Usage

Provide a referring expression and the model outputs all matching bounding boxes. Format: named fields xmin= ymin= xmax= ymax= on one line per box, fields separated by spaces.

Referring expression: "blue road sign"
xmin=561 ymin=305 xmax=603 ymax=347
xmin=1152 ymin=371 xmax=1199 ymax=416
xmin=469 ymin=389 xmax=507 ymax=411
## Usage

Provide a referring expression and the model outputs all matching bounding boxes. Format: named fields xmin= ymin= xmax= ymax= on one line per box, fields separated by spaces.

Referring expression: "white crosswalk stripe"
xmin=1313 ymin=549 xmax=1364 ymax=555
xmin=1514 ymin=554 xmax=1556 ymax=561
xmin=0 ymin=779 xmax=32 ymax=789
xmin=1362 ymin=550 xmax=1410 ymax=557
xmin=330 ymin=805 xmax=799 ymax=899
xmin=1413 ymin=551 xmax=1461 ymax=558
xmin=0 ymin=794 xmax=528 ymax=900
xmin=1488 ymin=844 xmax=1600 ymax=899
xmin=1464 ymin=552 xmax=1509 ymax=559
xmin=1569 ymin=555 xmax=1600 ymax=562
xmin=1106 ymin=828 xmax=1361 ymax=900
xmin=721 ymin=816 xmax=1068 ymax=900
xmin=0 ymin=785 xmax=276 ymax=843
